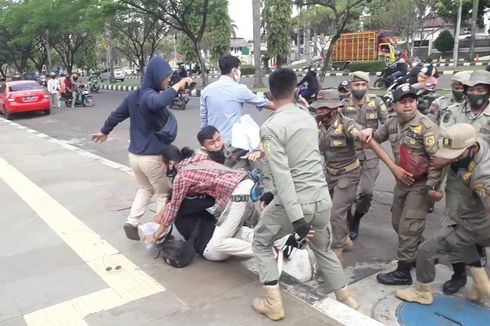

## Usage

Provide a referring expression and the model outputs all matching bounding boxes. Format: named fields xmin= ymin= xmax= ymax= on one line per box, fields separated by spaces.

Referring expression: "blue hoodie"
xmin=100 ymin=56 xmax=178 ymax=155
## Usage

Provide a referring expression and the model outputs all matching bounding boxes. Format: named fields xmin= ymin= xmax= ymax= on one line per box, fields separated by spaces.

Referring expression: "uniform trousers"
xmin=253 ymin=198 xmax=347 ymax=291
xmin=328 ymin=167 xmax=361 ymax=249
xmin=416 ymin=216 xmax=490 ymax=283
xmin=391 ymin=180 xmax=430 ymax=262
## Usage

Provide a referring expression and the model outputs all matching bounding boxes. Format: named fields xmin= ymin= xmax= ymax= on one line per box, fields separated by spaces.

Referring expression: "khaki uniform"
xmin=319 ymin=112 xmax=362 ymax=249
xmin=374 ymin=111 xmax=441 ymax=263
xmin=253 ymin=103 xmax=347 ymax=290
xmin=441 ymin=101 xmax=490 ymax=136
xmin=416 ymin=139 xmax=490 ymax=282
xmin=343 ymin=95 xmax=388 ymax=215
xmin=439 ymin=101 xmax=490 ymax=263
xmin=428 ymin=93 xmax=463 ymax=126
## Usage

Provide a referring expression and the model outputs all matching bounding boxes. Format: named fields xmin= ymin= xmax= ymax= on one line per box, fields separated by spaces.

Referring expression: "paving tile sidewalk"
xmin=0 ymin=119 xmax=342 ymax=326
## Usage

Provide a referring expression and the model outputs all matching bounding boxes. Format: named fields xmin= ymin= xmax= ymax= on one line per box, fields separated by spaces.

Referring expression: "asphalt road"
xmin=8 ymin=90 xmax=450 ymax=276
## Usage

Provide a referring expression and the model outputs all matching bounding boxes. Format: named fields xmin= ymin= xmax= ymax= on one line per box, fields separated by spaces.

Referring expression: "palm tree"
xmin=231 ymin=19 xmax=238 ymax=38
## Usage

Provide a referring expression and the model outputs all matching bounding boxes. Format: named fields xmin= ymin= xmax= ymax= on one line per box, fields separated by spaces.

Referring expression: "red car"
xmin=0 ymin=80 xmax=51 ymax=119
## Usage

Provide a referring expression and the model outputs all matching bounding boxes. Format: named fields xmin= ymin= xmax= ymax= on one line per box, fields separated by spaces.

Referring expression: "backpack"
xmin=154 ymin=220 xmax=201 ymax=268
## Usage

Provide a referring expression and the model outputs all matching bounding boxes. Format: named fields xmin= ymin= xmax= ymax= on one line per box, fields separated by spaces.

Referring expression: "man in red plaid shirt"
xmin=152 ymin=145 xmax=256 ymax=261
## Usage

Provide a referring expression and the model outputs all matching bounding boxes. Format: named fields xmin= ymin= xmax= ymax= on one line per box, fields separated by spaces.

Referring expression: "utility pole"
xmin=453 ymin=0 xmax=462 ymax=68
xmin=468 ymin=0 xmax=479 ymax=61
xmin=252 ymin=0 xmax=264 ymax=88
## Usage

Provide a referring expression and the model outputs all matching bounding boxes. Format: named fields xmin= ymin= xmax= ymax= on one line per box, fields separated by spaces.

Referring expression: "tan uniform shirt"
xmin=318 ymin=112 xmax=361 ymax=170
xmin=260 ymin=103 xmax=330 ymax=223
xmin=441 ymin=101 xmax=490 ymax=137
xmin=374 ymin=111 xmax=441 ymax=188
xmin=342 ymin=95 xmax=388 ymax=160
xmin=428 ymin=93 xmax=463 ymax=126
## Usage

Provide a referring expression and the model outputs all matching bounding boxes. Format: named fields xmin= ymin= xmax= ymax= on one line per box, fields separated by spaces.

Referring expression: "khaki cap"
xmin=435 ymin=123 xmax=477 ymax=160
xmin=451 ymin=71 xmax=472 ymax=84
xmin=463 ymin=70 xmax=490 ymax=87
xmin=310 ymin=89 xmax=343 ymax=109
xmin=350 ymin=71 xmax=370 ymax=83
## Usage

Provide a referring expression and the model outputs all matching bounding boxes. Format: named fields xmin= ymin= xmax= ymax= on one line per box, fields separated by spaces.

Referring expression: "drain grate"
xmin=397 ymin=294 xmax=490 ymax=326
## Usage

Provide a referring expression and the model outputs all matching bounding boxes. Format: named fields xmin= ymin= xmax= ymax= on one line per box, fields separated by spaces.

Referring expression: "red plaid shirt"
xmin=160 ymin=154 xmax=247 ymax=226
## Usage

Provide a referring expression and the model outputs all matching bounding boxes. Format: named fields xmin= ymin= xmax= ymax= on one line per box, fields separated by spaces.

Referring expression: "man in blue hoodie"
xmin=91 ymin=56 xmax=192 ymax=240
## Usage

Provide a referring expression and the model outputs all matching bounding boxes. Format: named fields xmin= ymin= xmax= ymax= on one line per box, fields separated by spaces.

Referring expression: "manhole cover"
xmin=397 ymin=294 xmax=490 ymax=326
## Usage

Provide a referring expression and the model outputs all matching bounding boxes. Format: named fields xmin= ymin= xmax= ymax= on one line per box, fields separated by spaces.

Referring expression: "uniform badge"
xmin=468 ymin=161 xmax=476 ymax=172
xmin=368 ymin=100 xmax=375 ymax=107
xmin=473 ymin=183 xmax=488 ymax=199
xmin=263 ymin=143 xmax=271 ymax=155
xmin=410 ymin=139 xmax=416 ymax=145
xmin=425 ymin=135 xmax=435 ymax=148
xmin=463 ymin=172 xmax=472 ymax=181
xmin=335 ymin=123 xmax=343 ymax=134
xmin=413 ymin=125 xmax=422 ymax=133
xmin=380 ymin=103 xmax=387 ymax=112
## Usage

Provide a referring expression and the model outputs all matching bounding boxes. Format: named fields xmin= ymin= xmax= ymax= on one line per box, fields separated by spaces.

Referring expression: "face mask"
xmin=351 ymin=89 xmax=366 ymax=100
xmin=233 ymin=68 xmax=241 ymax=83
xmin=208 ymin=149 xmax=226 ymax=164
xmin=452 ymin=90 xmax=465 ymax=102
xmin=467 ymin=94 xmax=488 ymax=110
xmin=450 ymin=152 xmax=473 ymax=171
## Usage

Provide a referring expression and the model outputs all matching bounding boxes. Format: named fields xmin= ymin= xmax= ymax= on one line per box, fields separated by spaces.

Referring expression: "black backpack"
xmin=154 ymin=220 xmax=201 ymax=268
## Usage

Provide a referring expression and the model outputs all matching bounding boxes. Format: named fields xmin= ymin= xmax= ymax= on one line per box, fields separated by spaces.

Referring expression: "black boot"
xmin=348 ymin=212 xmax=364 ymax=240
xmin=443 ymin=263 xmax=467 ymax=295
xmin=377 ymin=261 xmax=413 ymax=285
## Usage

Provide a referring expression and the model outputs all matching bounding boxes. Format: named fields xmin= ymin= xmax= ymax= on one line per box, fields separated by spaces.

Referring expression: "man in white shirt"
xmin=199 ymin=55 xmax=274 ymax=142
xmin=47 ymin=72 xmax=61 ymax=110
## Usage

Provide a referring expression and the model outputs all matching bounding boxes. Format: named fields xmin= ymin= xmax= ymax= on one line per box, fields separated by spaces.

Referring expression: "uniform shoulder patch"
xmin=473 ymin=183 xmax=489 ymax=199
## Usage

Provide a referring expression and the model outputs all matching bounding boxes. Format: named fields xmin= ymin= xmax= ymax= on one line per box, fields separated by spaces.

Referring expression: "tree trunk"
xmin=468 ymin=0 xmax=479 ymax=61
xmin=320 ymin=34 xmax=340 ymax=82
xmin=192 ymin=40 xmax=208 ymax=86
xmin=305 ymin=26 xmax=311 ymax=64
xmin=252 ymin=0 xmax=264 ymax=88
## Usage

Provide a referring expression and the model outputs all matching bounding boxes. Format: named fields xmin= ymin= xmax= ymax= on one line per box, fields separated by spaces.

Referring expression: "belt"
xmin=327 ymin=159 xmax=360 ymax=176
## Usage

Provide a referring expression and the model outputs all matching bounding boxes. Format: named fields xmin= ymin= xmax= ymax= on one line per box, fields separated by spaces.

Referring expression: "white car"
xmin=100 ymin=67 xmax=125 ymax=82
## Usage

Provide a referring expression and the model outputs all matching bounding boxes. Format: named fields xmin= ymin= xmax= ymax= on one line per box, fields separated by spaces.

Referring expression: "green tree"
xmin=434 ymin=29 xmax=454 ymax=53
xmin=121 ymin=0 xmax=217 ymax=85
xmin=263 ymin=0 xmax=292 ymax=66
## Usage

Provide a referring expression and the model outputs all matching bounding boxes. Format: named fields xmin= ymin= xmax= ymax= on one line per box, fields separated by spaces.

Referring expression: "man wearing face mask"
xmin=396 ymin=123 xmax=490 ymax=307
xmin=313 ymin=89 xmax=367 ymax=258
xmin=428 ymin=71 xmax=471 ymax=126
xmin=200 ymin=55 xmax=274 ymax=142
xmin=197 ymin=125 xmax=252 ymax=170
xmin=432 ymin=70 xmax=490 ymax=295
xmin=442 ymin=71 xmax=490 ymax=137
xmin=360 ymin=84 xmax=442 ymax=286
xmin=342 ymin=71 xmax=388 ymax=240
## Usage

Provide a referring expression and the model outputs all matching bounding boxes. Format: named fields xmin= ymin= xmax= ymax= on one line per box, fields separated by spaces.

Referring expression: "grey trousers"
xmin=356 ymin=158 xmax=380 ymax=215
xmin=328 ymin=168 xmax=361 ymax=249
xmin=416 ymin=218 xmax=490 ymax=283
xmin=252 ymin=198 xmax=347 ymax=291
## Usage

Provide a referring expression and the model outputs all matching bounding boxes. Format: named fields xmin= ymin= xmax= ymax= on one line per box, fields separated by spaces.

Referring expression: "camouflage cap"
xmin=310 ymin=89 xmax=343 ymax=109
xmin=463 ymin=70 xmax=490 ymax=87
xmin=350 ymin=71 xmax=370 ymax=83
xmin=435 ymin=123 xmax=477 ymax=160
xmin=450 ymin=71 xmax=472 ymax=84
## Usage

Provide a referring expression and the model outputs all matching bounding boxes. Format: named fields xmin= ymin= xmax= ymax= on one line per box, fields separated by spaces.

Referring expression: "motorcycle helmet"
xmin=395 ymin=50 xmax=401 ymax=57
xmin=338 ymin=80 xmax=350 ymax=92
xmin=72 ymin=74 xmax=78 ymax=81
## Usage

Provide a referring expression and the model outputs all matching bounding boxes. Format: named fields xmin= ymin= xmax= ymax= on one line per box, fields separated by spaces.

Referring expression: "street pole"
xmin=468 ymin=0 xmax=479 ymax=61
xmin=252 ymin=0 xmax=264 ymax=88
xmin=453 ymin=0 xmax=462 ymax=68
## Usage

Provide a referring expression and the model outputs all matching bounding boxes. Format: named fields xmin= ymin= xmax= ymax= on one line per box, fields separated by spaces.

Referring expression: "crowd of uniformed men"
xmin=95 ymin=55 xmax=490 ymax=321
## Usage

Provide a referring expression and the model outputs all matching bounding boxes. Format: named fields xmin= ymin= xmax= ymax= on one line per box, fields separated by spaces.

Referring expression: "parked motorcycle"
xmin=169 ymin=81 xmax=196 ymax=110
xmin=382 ymin=78 xmax=438 ymax=115
xmin=88 ymin=76 xmax=101 ymax=93
xmin=61 ymin=85 xmax=95 ymax=107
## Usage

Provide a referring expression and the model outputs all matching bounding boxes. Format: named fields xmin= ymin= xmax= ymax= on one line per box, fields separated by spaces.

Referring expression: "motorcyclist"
xmin=297 ymin=65 xmax=320 ymax=102
xmin=388 ymin=50 xmax=408 ymax=83
xmin=413 ymin=58 xmax=438 ymax=90
xmin=71 ymin=74 xmax=80 ymax=108
xmin=338 ymin=80 xmax=351 ymax=101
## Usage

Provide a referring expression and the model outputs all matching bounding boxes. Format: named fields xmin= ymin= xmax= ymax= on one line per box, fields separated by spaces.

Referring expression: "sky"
xmin=228 ymin=0 xmax=253 ymax=40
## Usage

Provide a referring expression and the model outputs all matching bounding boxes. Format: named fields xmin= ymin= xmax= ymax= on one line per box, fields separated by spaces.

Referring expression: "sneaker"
xmin=123 ymin=223 xmax=140 ymax=241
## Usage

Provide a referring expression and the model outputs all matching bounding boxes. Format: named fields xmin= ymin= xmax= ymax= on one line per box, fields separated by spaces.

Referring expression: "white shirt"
xmin=47 ymin=78 xmax=60 ymax=94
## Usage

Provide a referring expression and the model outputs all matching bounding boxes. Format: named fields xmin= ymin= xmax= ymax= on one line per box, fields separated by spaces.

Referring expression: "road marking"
xmin=0 ymin=155 xmax=164 ymax=326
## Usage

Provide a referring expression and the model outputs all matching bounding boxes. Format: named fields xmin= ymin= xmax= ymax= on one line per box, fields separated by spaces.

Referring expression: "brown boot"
xmin=396 ymin=282 xmax=433 ymax=305
xmin=252 ymin=284 xmax=286 ymax=320
xmin=335 ymin=287 xmax=360 ymax=310
xmin=467 ymin=267 xmax=490 ymax=307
